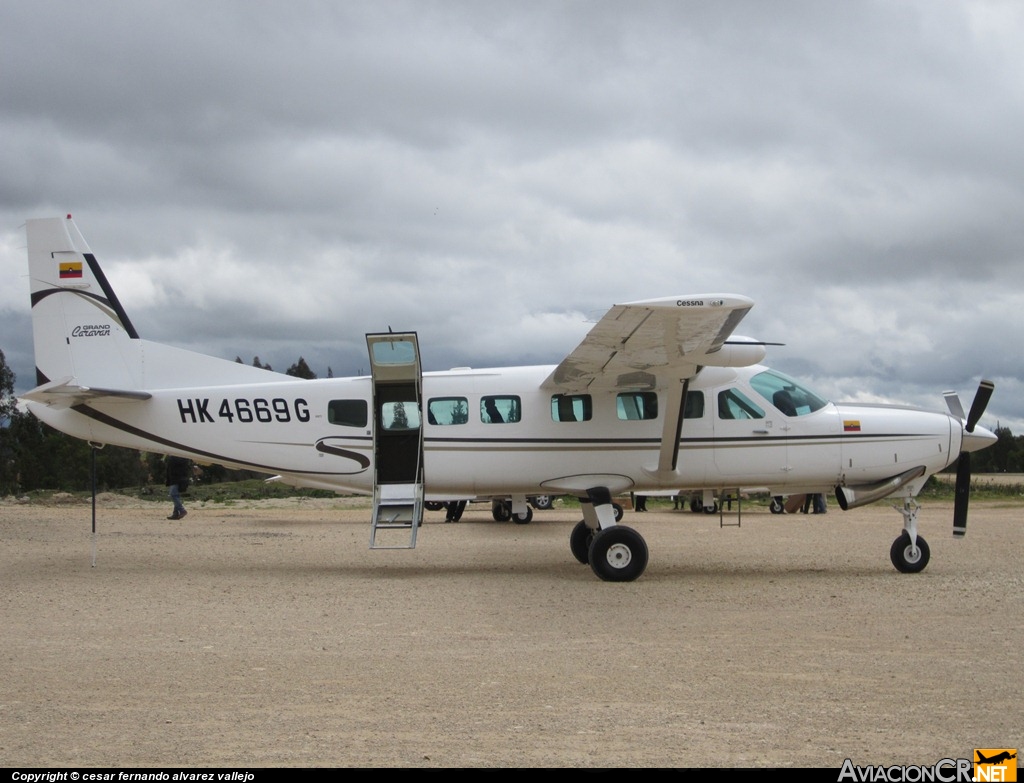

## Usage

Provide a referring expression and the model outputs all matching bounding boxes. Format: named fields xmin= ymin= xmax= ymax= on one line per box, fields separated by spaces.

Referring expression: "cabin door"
xmin=365 ymin=332 xmax=424 ymax=547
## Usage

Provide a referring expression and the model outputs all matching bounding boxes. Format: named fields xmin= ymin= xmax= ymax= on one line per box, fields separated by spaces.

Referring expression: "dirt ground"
xmin=1 ymin=494 xmax=1021 ymax=768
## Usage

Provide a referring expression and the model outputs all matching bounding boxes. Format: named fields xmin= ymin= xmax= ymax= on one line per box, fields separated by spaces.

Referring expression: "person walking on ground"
xmin=165 ymin=455 xmax=190 ymax=520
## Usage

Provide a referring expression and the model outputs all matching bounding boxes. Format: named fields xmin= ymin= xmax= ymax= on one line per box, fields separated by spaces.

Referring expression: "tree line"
xmin=3 ymin=347 xmax=1024 ymax=494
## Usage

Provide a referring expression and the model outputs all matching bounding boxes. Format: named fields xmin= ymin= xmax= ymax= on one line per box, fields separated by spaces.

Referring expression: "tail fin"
xmin=27 ymin=216 xmax=144 ymax=389
xmin=26 ymin=215 xmax=280 ymax=392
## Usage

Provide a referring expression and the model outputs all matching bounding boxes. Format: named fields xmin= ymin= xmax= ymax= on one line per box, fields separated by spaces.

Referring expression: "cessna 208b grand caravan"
xmin=21 ymin=216 xmax=997 ymax=581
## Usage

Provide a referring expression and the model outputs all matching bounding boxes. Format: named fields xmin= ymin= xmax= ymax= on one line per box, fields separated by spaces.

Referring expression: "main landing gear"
xmin=570 ymin=488 xmax=649 ymax=582
xmin=491 ymin=499 xmax=533 ymax=524
xmin=889 ymin=498 xmax=930 ymax=574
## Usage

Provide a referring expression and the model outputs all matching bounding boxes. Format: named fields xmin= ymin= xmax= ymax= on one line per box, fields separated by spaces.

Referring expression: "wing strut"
xmin=657 ymin=379 xmax=689 ymax=474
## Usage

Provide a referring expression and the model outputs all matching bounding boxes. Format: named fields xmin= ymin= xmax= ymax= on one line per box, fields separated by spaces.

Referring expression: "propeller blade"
xmin=953 ymin=451 xmax=971 ymax=538
xmin=965 ymin=380 xmax=995 ymax=433
xmin=949 ymin=380 xmax=993 ymax=537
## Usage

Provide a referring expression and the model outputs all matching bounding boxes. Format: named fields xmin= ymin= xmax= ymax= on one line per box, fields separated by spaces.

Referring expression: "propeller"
xmin=945 ymin=380 xmax=995 ymax=538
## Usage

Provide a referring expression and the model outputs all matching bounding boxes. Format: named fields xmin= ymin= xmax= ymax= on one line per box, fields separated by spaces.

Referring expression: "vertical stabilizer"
xmin=27 ymin=216 xmax=141 ymax=389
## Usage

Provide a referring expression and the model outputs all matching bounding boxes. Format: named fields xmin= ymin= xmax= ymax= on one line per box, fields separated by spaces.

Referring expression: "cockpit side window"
xmin=718 ymin=389 xmax=765 ymax=420
xmin=750 ymin=369 xmax=828 ymax=417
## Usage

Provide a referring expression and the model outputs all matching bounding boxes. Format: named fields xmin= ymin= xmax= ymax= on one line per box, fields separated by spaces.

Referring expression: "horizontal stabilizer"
xmin=20 ymin=377 xmax=152 ymax=409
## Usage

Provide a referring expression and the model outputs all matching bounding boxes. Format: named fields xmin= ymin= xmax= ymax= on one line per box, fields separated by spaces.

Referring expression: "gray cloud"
xmin=2 ymin=0 xmax=1021 ymax=431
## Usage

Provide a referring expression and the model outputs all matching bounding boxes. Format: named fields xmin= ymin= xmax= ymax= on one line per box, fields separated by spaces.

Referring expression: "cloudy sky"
xmin=1 ymin=1 xmax=1021 ymax=432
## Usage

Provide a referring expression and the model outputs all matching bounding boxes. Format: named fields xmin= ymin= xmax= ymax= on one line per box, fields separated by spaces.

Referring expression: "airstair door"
xmin=366 ymin=332 xmax=424 ymax=548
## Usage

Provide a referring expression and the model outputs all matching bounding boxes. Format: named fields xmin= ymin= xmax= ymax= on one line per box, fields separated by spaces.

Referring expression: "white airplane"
xmin=20 ymin=215 xmax=997 ymax=581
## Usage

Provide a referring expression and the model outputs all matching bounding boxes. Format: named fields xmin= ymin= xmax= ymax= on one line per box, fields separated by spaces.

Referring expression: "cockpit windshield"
xmin=750 ymin=369 xmax=829 ymax=417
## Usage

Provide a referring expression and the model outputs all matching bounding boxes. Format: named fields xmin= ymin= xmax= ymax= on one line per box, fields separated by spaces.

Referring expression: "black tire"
xmin=890 ymin=532 xmax=930 ymax=573
xmin=530 ymin=495 xmax=554 ymax=510
xmin=703 ymin=501 xmax=718 ymax=514
xmin=612 ymin=503 xmax=624 ymax=522
xmin=689 ymin=497 xmax=702 ymax=513
xmin=512 ymin=507 xmax=533 ymax=525
xmin=425 ymin=501 xmax=444 ymax=512
xmin=588 ymin=525 xmax=649 ymax=582
xmin=569 ymin=520 xmax=593 ymax=564
xmin=769 ymin=497 xmax=785 ymax=514
xmin=491 ymin=500 xmax=512 ymax=522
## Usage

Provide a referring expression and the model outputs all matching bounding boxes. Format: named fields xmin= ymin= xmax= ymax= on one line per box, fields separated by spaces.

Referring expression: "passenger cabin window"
xmin=380 ymin=401 xmax=420 ymax=430
xmin=481 ymin=395 xmax=522 ymax=424
xmin=684 ymin=390 xmax=705 ymax=419
xmin=328 ymin=399 xmax=368 ymax=427
xmin=551 ymin=394 xmax=592 ymax=422
xmin=749 ymin=369 xmax=828 ymax=417
xmin=427 ymin=397 xmax=469 ymax=425
xmin=617 ymin=392 xmax=658 ymax=421
xmin=718 ymin=389 xmax=765 ymax=420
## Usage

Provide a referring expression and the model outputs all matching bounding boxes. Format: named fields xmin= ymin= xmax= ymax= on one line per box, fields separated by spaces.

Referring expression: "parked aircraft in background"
xmin=21 ymin=216 xmax=996 ymax=581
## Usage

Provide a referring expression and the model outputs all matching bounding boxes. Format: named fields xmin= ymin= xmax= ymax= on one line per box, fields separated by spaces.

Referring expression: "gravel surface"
xmin=2 ymin=496 xmax=1021 ymax=768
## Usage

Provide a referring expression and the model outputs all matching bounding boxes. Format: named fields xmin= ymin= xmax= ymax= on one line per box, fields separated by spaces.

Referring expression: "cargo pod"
xmin=366 ymin=332 xmax=424 ymax=548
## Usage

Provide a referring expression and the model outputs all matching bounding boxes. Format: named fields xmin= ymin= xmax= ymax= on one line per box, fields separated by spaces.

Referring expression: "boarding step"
xmin=718 ymin=490 xmax=742 ymax=528
xmin=370 ymin=483 xmax=423 ymax=549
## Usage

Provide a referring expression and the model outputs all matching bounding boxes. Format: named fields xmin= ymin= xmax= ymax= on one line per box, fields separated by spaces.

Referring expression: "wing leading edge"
xmin=542 ymin=294 xmax=757 ymax=392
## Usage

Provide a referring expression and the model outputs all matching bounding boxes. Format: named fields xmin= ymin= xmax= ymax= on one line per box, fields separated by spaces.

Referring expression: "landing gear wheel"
xmin=703 ymin=502 xmax=718 ymax=514
xmin=512 ymin=507 xmax=533 ymax=525
xmin=425 ymin=501 xmax=444 ymax=512
xmin=689 ymin=497 xmax=702 ymax=513
xmin=530 ymin=495 xmax=554 ymax=510
xmin=491 ymin=500 xmax=512 ymax=522
xmin=890 ymin=532 xmax=930 ymax=574
xmin=569 ymin=520 xmax=594 ymax=564
xmin=613 ymin=503 xmax=624 ymax=522
xmin=588 ymin=525 xmax=649 ymax=582
xmin=769 ymin=497 xmax=785 ymax=514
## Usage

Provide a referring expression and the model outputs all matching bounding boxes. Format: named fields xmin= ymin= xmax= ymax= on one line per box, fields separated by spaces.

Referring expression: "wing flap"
xmin=543 ymin=295 xmax=755 ymax=391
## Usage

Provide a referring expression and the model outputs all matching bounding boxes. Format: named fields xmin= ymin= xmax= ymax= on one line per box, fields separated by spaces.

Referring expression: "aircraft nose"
xmin=962 ymin=423 xmax=997 ymax=453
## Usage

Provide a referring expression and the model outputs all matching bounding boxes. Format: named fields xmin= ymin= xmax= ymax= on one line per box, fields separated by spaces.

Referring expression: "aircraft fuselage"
xmin=28 ymin=362 xmax=964 ymax=501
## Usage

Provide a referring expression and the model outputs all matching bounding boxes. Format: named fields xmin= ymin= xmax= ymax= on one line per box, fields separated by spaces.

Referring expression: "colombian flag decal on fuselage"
xmin=59 ymin=261 xmax=83 ymax=279
xmin=844 ymin=420 xmax=861 ymax=432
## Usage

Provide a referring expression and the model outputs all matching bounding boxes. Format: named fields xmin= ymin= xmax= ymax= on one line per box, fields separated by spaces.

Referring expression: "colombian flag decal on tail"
xmin=844 ymin=420 xmax=861 ymax=432
xmin=59 ymin=261 xmax=83 ymax=279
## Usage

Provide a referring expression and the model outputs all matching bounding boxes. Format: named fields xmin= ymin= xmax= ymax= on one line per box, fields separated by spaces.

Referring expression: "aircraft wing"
xmin=20 ymin=377 xmax=152 ymax=409
xmin=542 ymin=295 xmax=756 ymax=391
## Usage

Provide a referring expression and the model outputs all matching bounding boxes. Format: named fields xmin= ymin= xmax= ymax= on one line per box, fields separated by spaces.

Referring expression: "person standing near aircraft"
xmin=165 ymin=456 xmax=190 ymax=520
xmin=445 ymin=500 xmax=467 ymax=522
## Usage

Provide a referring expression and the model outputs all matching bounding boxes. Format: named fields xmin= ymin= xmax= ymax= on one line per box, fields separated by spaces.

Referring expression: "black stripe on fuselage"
xmin=69 ymin=404 xmax=354 ymax=478
xmin=423 ymin=433 xmax=924 ymax=447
